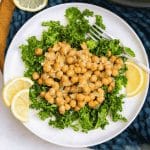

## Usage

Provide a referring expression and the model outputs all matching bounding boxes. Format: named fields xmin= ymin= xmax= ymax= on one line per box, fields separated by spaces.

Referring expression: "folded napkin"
xmin=4 ymin=0 xmax=150 ymax=149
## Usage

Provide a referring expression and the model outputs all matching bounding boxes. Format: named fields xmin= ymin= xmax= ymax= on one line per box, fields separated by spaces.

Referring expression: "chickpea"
xmin=41 ymin=73 xmax=49 ymax=81
xmin=71 ymin=76 xmax=78 ymax=84
xmin=53 ymin=43 xmax=60 ymax=51
xmin=38 ymin=78 xmax=43 ymax=85
xmin=43 ymin=64 xmax=51 ymax=73
xmin=86 ymin=62 xmax=92 ymax=69
xmin=69 ymin=65 xmax=74 ymax=70
xmin=45 ymin=92 xmax=54 ymax=104
xmin=110 ymin=56 xmax=117 ymax=63
xmin=105 ymin=69 xmax=112 ymax=76
xmin=107 ymin=77 xmax=113 ymax=84
xmin=92 ymin=56 xmax=99 ymax=63
xmin=62 ymin=65 xmax=69 ymax=73
xmin=90 ymin=75 xmax=97 ymax=82
xmin=76 ymin=94 xmax=85 ymax=101
xmin=61 ymin=75 xmax=69 ymax=82
xmin=84 ymin=71 xmax=92 ymax=79
xmin=107 ymin=50 xmax=111 ymax=57
xmin=56 ymin=91 xmax=63 ymax=97
xmin=65 ymin=96 xmax=71 ymax=103
xmin=53 ymin=63 xmax=61 ymax=71
xmin=59 ymin=105 xmax=65 ymax=114
xmin=74 ymin=106 xmax=80 ymax=111
xmin=81 ymin=68 xmax=87 ymax=73
xmin=91 ymin=63 xmax=97 ymax=71
xmin=40 ymin=91 xmax=46 ymax=97
xmin=90 ymin=93 xmax=96 ymax=100
xmin=95 ymin=81 xmax=102 ymax=88
xmin=52 ymin=82 xmax=59 ymax=90
xmin=78 ymin=101 xmax=85 ymax=108
xmin=96 ymin=97 xmax=104 ymax=103
xmin=56 ymin=97 xmax=65 ymax=106
xmin=48 ymin=47 xmax=52 ymax=52
xmin=98 ymin=62 xmax=104 ymax=71
xmin=49 ymin=88 xmax=56 ymax=96
xmin=89 ymin=83 xmax=96 ymax=91
xmin=70 ymin=86 xmax=78 ymax=93
xmin=98 ymin=88 xmax=104 ymax=96
xmin=105 ymin=64 xmax=112 ymax=70
xmin=84 ymin=95 xmax=91 ymax=102
xmin=88 ymin=101 xmax=96 ymax=108
xmin=65 ymin=104 xmax=71 ymax=111
xmin=110 ymin=81 xmax=115 ymax=88
xmin=94 ymin=70 xmax=100 ymax=76
xmin=81 ymin=42 xmax=88 ymax=50
xmin=70 ymin=100 xmax=76 ymax=108
xmin=108 ymin=86 xmax=113 ymax=92
xmin=56 ymin=71 xmax=63 ymax=79
xmin=83 ymin=86 xmax=91 ymax=94
xmin=68 ymin=50 xmax=76 ymax=57
xmin=102 ymin=78 xmax=110 ymax=85
xmin=48 ymin=69 xmax=56 ymax=78
xmin=74 ymin=67 xmax=82 ymax=74
xmin=115 ymin=58 xmax=123 ymax=65
xmin=35 ymin=48 xmax=43 ymax=56
xmin=45 ymin=78 xmax=54 ymax=86
xmin=94 ymin=101 xmax=99 ymax=106
xmin=114 ymin=64 xmax=122 ymax=70
xmin=45 ymin=52 xmax=56 ymax=61
xmin=66 ymin=57 xmax=74 ymax=64
xmin=112 ymin=69 xmax=119 ymax=77
xmin=64 ymin=87 xmax=70 ymax=93
xmin=66 ymin=70 xmax=74 ymax=77
xmin=60 ymin=44 xmax=70 ymax=55
xmin=32 ymin=72 xmax=40 ymax=80
xmin=100 ymin=56 xmax=107 ymax=63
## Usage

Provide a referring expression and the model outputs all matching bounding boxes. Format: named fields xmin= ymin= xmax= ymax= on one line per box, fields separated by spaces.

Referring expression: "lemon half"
xmin=11 ymin=89 xmax=30 ymax=122
xmin=3 ymin=77 xmax=33 ymax=107
xmin=126 ymin=61 xmax=147 ymax=97
xmin=13 ymin=0 xmax=48 ymax=12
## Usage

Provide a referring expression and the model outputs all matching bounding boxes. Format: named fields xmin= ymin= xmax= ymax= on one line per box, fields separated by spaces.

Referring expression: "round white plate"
xmin=4 ymin=3 xmax=149 ymax=148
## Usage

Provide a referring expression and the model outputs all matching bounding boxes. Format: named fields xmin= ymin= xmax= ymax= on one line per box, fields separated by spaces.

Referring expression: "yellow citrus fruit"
xmin=126 ymin=61 xmax=147 ymax=97
xmin=11 ymin=89 xmax=30 ymax=122
xmin=13 ymin=0 xmax=48 ymax=12
xmin=3 ymin=77 xmax=33 ymax=107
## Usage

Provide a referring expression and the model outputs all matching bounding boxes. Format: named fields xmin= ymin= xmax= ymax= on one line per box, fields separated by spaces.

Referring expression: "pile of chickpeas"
xmin=32 ymin=42 xmax=124 ymax=114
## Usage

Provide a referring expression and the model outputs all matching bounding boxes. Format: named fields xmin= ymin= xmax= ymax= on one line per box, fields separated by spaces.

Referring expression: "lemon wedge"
xmin=13 ymin=0 xmax=48 ymax=12
xmin=11 ymin=89 xmax=30 ymax=122
xmin=3 ymin=77 xmax=33 ymax=107
xmin=126 ymin=61 xmax=147 ymax=97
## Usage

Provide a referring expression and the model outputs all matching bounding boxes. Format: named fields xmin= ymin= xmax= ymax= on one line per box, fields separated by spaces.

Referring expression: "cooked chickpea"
xmin=62 ymin=65 xmax=68 ymax=73
xmin=81 ymin=68 xmax=87 ymax=73
xmin=65 ymin=96 xmax=71 ymax=103
xmin=97 ymin=88 xmax=104 ymax=96
xmin=35 ymin=48 xmax=43 ymax=56
xmin=66 ymin=57 xmax=74 ymax=64
xmin=71 ymin=76 xmax=78 ymax=84
xmin=56 ymin=71 xmax=63 ymax=79
xmin=110 ymin=81 xmax=115 ymax=88
xmin=74 ymin=67 xmax=82 ymax=74
xmin=49 ymin=88 xmax=56 ymax=96
xmin=52 ymin=82 xmax=59 ymax=90
xmin=86 ymin=62 xmax=92 ymax=69
xmin=102 ymin=78 xmax=110 ymax=85
xmin=48 ymin=47 xmax=52 ymax=52
xmin=43 ymin=64 xmax=51 ymax=73
xmin=53 ymin=63 xmax=61 ymax=71
xmin=100 ymin=56 xmax=107 ymax=63
xmin=70 ymin=100 xmax=76 ymax=108
xmin=94 ymin=70 xmax=100 ymax=76
xmin=38 ymin=78 xmax=43 ymax=85
xmin=74 ymin=106 xmax=80 ymax=111
xmin=32 ymin=72 xmax=40 ymax=80
xmin=115 ymin=58 xmax=123 ymax=65
xmin=76 ymin=94 xmax=85 ymax=101
xmin=97 ymin=97 xmax=104 ymax=103
xmin=60 ymin=44 xmax=70 ymax=55
xmin=65 ymin=104 xmax=71 ymax=111
xmin=59 ymin=105 xmax=65 ymax=114
xmin=40 ymin=91 xmax=46 ymax=97
xmin=105 ymin=64 xmax=112 ymax=70
xmin=98 ymin=62 xmax=104 ymax=71
xmin=66 ymin=70 xmax=74 ymax=77
xmin=78 ymin=101 xmax=85 ymax=108
xmin=108 ymin=86 xmax=113 ymax=92
xmin=56 ymin=97 xmax=65 ymax=106
xmin=110 ymin=55 xmax=117 ymax=63
xmin=84 ymin=71 xmax=92 ymax=79
xmin=112 ymin=69 xmax=119 ymax=77
xmin=81 ymin=42 xmax=88 ymax=50
xmin=45 ymin=78 xmax=54 ymax=86
xmin=89 ymin=83 xmax=96 ymax=91
xmin=107 ymin=77 xmax=113 ymax=84
xmin=52 ymin=43 xmax=60 ymax=51
xmin=107 ymin=50 xmax=111 ymax=57
xmin=64 ymin=87 xmax=70 ymax=93
xmin=90 ymin=75 xmax=97 ymax=82
xmin=84 ymin=95 xmax=91 ymax=102
xmin=70 ymin=86 xmax=77 ymax=93
xmin=45 ymin=92 xmax=54 ymax=104
xmin=88 ymin=101 xmax=96 ymax=108
xmin=92 ymin=56 xmax=99 ymax=63
xmin=83 ymin=86 xmax=91 ymax=94
xmin=68 ymin=50 xmax=76 ymax=56
xmin=91 ymin=63 xmax=97 ymax=71
xmin=45 ymin=52 xmax=56 ymax=61
xmin=105 ymin=69 xmax=112 ymax=76
xmin=95 ymin=81 xmax=102 ymax=88
xmin=41 ymin=73 xmax=49 ymax=81
xmin=114 ymin=64 xmax=122 ymax=70
xmin=90 ymin=93 xmax=96 ymax=100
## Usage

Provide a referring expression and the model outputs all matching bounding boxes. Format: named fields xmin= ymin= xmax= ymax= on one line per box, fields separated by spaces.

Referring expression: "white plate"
xmin=3 ymin=3 xmax=149 ymax=148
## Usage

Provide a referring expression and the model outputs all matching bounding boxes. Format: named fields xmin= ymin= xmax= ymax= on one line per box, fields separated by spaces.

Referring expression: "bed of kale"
xmin=20 ymin=7 xmax=134 ymax=132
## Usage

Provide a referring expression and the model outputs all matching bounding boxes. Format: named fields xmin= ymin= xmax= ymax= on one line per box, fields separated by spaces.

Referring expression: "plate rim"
xmin=3 ymin=2 xmax=150 ymax=148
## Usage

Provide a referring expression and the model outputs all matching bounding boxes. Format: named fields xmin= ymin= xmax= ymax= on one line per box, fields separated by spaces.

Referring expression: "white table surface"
xmin=0 ymin=72 xmax=89 ymax=150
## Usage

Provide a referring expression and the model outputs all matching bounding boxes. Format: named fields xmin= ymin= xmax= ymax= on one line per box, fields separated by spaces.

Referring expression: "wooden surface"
xmin=0 ymin=0 xmax=15 ymax=71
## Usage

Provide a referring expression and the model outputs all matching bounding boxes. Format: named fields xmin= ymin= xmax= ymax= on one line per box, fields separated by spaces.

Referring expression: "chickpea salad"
xmin=20 ymin=7 xmax=135 ymax=132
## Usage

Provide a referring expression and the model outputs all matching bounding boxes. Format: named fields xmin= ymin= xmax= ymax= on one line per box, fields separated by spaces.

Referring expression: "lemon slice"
xmin=13 ymin=0 xmax=48 ymax=12
xmin=11 ymin=89 xmax=30 ymax=122
xmin=3 ymin=77 xmax=33 ymax=107
xmin=126 ymin=61 xmax=146 ymax=97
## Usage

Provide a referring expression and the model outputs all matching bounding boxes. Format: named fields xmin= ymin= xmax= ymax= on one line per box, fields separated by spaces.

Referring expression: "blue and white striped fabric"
xmin=6 ymin=0 xmax=150 ymax=149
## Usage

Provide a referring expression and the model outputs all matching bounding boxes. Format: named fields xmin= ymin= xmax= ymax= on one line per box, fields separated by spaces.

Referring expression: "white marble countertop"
xmin=0 ymin=72 xmax=89 ymax=150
